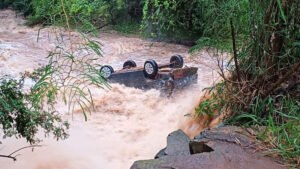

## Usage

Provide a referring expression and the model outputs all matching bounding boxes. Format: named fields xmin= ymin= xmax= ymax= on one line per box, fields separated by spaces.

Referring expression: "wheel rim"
xmin=101 ymin=67 xmax=112 ymax=78
xmin=145 ymin=63 xmax=154 ymax=74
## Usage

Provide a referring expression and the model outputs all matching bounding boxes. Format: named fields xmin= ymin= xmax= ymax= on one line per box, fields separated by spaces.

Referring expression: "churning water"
xmin=0 ymin=9 xmax=221 ymax=169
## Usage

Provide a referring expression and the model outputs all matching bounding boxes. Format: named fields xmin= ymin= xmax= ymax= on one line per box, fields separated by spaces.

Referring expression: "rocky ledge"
xmin=131 ymin=126 xmax=286 ymax=169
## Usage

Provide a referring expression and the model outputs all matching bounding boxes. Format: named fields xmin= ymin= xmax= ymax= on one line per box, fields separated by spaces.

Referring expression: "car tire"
xmin=143 ymin=59 xmax=158 ymax=79
xmin=123 ymin=60 xmax=137 ymax=69
xmin=170 ymin=54 xmax=184 ymax=68
xmin=100 ymin=65 xmax=114 ymax=78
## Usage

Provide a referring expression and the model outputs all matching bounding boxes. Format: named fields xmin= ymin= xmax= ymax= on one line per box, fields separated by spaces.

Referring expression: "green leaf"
xmin=276 ymin=0 xmax=287 ymax=24
xmin=79 ymin=102 xmax=87 ymax=121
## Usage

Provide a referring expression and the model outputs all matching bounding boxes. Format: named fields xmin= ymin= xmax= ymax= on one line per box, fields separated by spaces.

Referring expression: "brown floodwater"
xmin=0 ymin=9 xmax=221 ymax=169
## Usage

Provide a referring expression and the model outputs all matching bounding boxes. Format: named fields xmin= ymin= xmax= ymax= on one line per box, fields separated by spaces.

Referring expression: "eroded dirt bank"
xmin=0 ymin=9 xmax=220 ymax=169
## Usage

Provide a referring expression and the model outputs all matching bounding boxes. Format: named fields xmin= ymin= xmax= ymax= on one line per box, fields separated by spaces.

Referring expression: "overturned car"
xmin=100 ymin=55 xmax=198 ymax=95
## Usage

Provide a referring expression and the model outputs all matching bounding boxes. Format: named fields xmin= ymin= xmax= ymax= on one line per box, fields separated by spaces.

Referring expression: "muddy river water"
xmin=0 ymin=10 xmax=220 ymax=169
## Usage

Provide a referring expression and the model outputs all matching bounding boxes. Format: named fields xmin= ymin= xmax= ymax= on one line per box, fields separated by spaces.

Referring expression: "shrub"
xmin=142 ymin=0 xmax=249 ymax=41
xmin=1 ymin=0 xmax=145 ymax=33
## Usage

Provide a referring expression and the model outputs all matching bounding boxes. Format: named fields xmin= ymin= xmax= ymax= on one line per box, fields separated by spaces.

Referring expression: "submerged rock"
xmin=131 ymin=126 xmax=286 ymax=169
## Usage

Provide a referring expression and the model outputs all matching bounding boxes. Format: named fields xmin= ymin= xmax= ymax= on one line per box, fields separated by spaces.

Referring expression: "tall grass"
xmin=228 ymin=96 xmax=299 ymax=163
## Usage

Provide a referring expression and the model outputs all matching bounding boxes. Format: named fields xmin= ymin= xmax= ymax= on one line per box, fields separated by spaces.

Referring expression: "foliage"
xmin=192 ymin=0 xmax=300 ymax=164
xmin=39 ymin=32 xmax=110 ymax=120
xmin=195 ymin=82 xmax=228 ymax=118
xmin=27 ymin=0 xmax=123 ymax=28
xmin=190 ymin=0 xmax=250 ymax=51
xmin=0 ymin=0 xmax=33 ymax=16
xmin=1 ymin=0 xmax=145 ymax=33
xmin=1 ymin=0 xmax=299 ymax=164
xmin=0 ymin=0 xmax=111 ymax=147
xmin=142 ymin=0 xmax=249 ymax=41
xmin=109 ymin=20 xmax=141 ymax=35
xmin=142 ymin=0 xmax=202 ymax=40
xmin=0 ymin=30 xmax=108 ymax=145
xmin=228 ymin=96 xmax=300 ymax=163
xmin=0 ymin=76 xmax=69 ymax=144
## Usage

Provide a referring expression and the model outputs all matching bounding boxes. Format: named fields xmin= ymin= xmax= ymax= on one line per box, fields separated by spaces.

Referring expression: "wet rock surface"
xmin=131 ymin=126 xmax=287 ymax=169
xmin=165 ymin=129 xmax=190 ymax=156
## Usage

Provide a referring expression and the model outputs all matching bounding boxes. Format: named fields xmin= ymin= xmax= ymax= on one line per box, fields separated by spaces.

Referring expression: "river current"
xmin=0 ymin=9 xmax=221 ymax=169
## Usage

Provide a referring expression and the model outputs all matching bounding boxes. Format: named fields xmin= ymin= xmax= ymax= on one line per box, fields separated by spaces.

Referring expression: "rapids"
xmin=0 ymin=9 xmax=220 ymax=169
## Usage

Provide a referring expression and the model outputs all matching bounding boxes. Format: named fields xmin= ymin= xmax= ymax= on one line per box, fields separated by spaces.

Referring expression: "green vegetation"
xmin=1 ymin=0 xmax=110 ymax=160
xmin=0 ymin=75 xmax=69 ymax=144
xmin=192 ymin=0 xmax=300 ymax=165
xmin=109 ymin=20 xmax=141 ymax=35
xmin=0 ymin=23 xmax=108 ymax=161
xmin=0 ymin=0 xmax=145 ymax=33
xmin=142 ymin=0 xmax=203 ymax=40
xmin=228 ymin=96 xmax=299 ymax=160
xmin=142 ymin=0 xmax=250 ymax=42
xmin=0 ymin=0 xmax=32 ymax=16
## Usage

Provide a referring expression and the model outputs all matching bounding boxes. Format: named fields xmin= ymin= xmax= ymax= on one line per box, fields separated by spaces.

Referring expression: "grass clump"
xmin=228 ymin=96 xmax=299 ymax=163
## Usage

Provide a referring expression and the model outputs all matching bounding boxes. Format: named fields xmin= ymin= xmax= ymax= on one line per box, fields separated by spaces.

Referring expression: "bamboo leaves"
xmin=276 ymin=0 xmax=287 ymax=24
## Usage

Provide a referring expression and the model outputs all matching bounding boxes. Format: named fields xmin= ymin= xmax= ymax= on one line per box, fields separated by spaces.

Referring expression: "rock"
xmin=131 ymin=126 xmax=287 ymax=169
xmin=154 ymin=148 xmax=166 ymax=159
xmin=194 ymin=126 xmax=258 ymax=148
xmin=165 ymin=129 xmax=190 ymax=156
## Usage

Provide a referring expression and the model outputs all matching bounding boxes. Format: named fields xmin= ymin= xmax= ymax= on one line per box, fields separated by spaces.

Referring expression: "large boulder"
xmin=154 ymin=129 xmax=190 ymax=159
xmin=165 ymin=129 xmax=190 ymax=156
xmin=131 ymin=126 xmax=286 ymax=169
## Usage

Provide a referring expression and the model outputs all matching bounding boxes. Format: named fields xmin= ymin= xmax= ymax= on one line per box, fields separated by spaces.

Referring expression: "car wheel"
xmin=123 ymin=60 xmax=137 ymax=69
xmin=100 ymin=65 xmax=114 ymax=78
xmin=170 ymin=54 xmax=184 ymax=68
xmin=143 ymin=59 xmax=158 ymax=79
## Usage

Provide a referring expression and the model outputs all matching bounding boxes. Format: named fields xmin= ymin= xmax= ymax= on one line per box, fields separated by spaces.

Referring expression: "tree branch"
xmin=0 ymin=154 xmax=17 ymax=161
xmin=230 ymin=19 xmax=242 ymax=83
xmin=0 ymin=145 xmax=42 ymax=161
xmin=264 ymin=60 xmax=300 ymax=97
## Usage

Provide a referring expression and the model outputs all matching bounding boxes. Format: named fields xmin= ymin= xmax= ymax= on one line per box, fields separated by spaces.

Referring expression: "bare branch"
xmin=0 ymin=145 xmax=42 ymax=161
xmin=0 ymin=154 xmax=17 ymax=161
xmin=264 ymin=60 xmax=300 ymax=97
